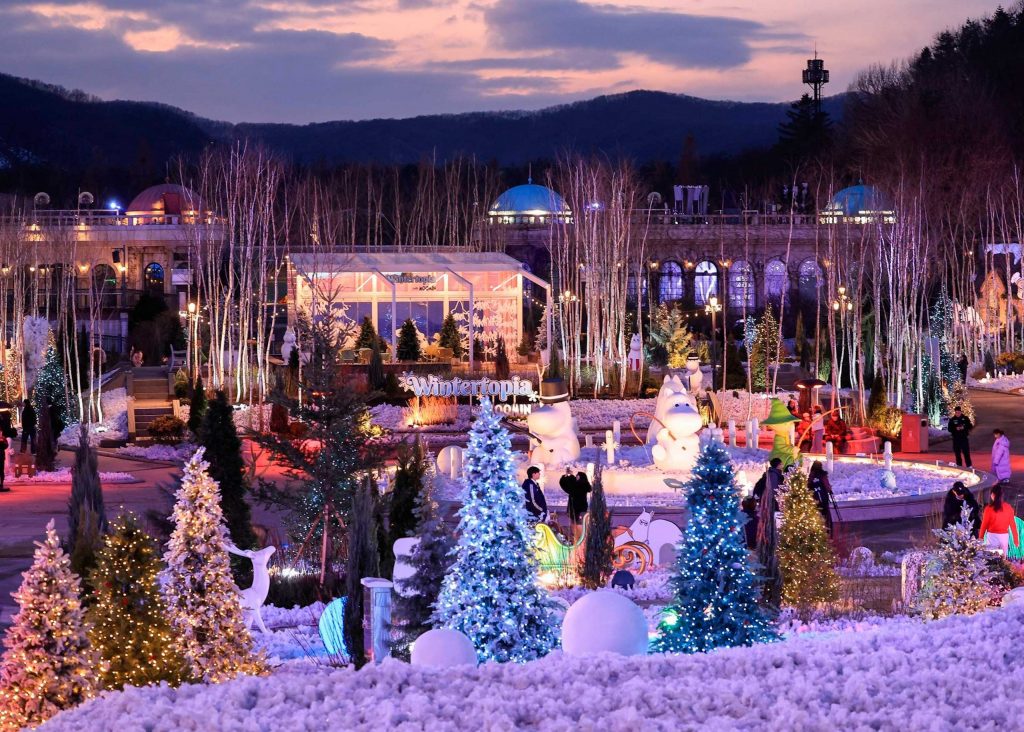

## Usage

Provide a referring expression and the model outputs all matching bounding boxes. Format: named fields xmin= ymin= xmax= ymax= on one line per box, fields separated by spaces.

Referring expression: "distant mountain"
xmin=0 ymin=73 xmax=846 ymax=170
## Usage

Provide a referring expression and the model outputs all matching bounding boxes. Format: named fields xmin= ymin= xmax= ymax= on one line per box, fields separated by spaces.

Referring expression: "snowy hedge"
xmin=40 ymin=604 xmax=1024 ymax=730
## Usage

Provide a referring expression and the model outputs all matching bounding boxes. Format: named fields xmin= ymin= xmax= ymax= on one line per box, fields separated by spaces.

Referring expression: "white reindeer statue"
xmin=226 ymin=544 xmax=277 ymax=634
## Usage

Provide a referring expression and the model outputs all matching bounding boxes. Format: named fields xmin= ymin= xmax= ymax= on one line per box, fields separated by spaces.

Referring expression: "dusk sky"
xmin=0 ymin=0 xmax=1001 ymax=123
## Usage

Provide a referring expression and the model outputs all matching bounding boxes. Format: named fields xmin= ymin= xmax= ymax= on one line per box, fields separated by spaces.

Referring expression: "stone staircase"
xmin=127 ymin=367 xmax=177 ymax=441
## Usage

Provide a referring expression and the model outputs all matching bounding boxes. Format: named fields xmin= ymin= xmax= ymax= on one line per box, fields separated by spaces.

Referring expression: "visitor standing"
xmin=754 ymin=457 xmax=784 ymax=605
xmin=942 ymin=481 xmax=980 ymax=534
xmin=560 ymin=470 xmax=592 ymax=539
xmin=0 ymin=410 xmax=13 ymax=492
xmin=958 ymin=353 xmax=969 ymax=384
xmin=811 ymin=406 xmax=825 ymax=453
xmin=807 ymin=461 xmax=834 ymax=536
xmin=991 ymin=429 xmax=1011 ymax=484
xmin=978 ymin=484 xmax=1018 ymax=555
xmin=20 ymin=397 xmax=36 ymax=454
xmin=947 ymin=406 xmax=973 ymax=468
xmin=522 ymin=466 xmax=547 ymax=523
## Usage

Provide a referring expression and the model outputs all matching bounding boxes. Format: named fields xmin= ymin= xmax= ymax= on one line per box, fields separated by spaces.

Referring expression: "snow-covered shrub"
xmin=916 ymin=508 xmax=999 ymax=619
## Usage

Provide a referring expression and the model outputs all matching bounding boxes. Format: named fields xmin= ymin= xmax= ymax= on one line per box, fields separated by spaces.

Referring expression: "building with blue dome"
xmin=822 ymin=184 xmax=895 ymax=223
xmin=488 ymin=180 xmax=570 ymax=224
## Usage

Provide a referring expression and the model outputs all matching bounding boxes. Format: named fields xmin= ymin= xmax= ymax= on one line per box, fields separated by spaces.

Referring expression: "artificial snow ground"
xmin=41 ymin=604 xmax=1024 ymax=731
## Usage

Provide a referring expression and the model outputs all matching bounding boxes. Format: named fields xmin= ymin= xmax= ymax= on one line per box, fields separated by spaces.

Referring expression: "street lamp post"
xmin=830 ymin=285 xmax=854 ymax=408
xmin=705 ymin=294 xmax=722 ymax=386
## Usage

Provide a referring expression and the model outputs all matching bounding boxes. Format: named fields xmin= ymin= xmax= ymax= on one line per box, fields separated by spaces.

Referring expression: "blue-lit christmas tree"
xmin=652 ymin=439 xmax=778 ymax=654
xmin=33 ymin=343 xmax=69 ymax=432
xmin=433 ymin=399 xmax=558 ymax=663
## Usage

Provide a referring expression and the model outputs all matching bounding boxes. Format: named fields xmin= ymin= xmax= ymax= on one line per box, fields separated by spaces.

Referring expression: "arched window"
xmin=93 ymin=264 xmax=116 ymax=291
xmin=798 ymin=258 xmax=822 ymax=302
xmin=694 ymin=260 xmax=718 ymax=305
xmin=729 ymin=260 xmax=755 ymax=309
xmin=764 ymin=259 xmax=788 ymax=303
xmin=144 ymin=262 xmax=164 ymax=295
xmin=627 ymin=271 xmax=648 ymax=301
xmin=658 ymin=261 xmax=683 ymax=303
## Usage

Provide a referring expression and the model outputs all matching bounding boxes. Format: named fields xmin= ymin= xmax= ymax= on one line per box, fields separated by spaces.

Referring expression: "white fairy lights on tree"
xmin=160 ymin=448 xmax=265 ymax=682
xmin=0 ymin=520 xmax=100 ymax=731
xmin=434 ymin=399 xmax=558 ymax=663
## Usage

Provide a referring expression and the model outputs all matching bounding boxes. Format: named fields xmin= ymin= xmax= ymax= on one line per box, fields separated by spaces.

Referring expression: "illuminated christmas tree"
xmin=160 ymin=448 xmax=264 ymax=682
xmin=0 ymin=521 xmax=100 ymax=731
xmin=33 ymin=343 xmax=69 ymax=433
xmin=653 ymin=440 xmax=778 ymax=654
xmin=917 ymin=507 xmax=998 ymax=619
xmin=778 ymin=470 xmax=839 ymax=614
xmin=86 ymin=514 xmax=188 ymax=689
xmin=434 ymin=399 xmax=558 ymax=663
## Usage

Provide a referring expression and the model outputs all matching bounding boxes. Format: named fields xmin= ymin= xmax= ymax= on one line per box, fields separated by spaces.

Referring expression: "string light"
xmin=434 ymin=399 xmax=558 ymax=663
xmin=652 ymin=440 xmax=778 ymax=654
xmin=777 ymin=470 xmax=839 ymax=611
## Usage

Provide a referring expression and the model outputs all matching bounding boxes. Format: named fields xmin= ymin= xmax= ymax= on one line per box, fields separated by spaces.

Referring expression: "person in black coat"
xmin=0 ymin=410 xmax=13 ymax=492
xmin=560 ymin=470 xmax=592 ymax=538
xmin=942 ymin=481 xmax=981 ymax=534
xmin=522 ymin=466 xmax=547 ymax=522
xmin=20 ymin=398 xmax=36 ymax=454
xmin=807 ymin=460 xmax=834 ymax=536
xmin=947 ymin=407 xmax=973 ymax=468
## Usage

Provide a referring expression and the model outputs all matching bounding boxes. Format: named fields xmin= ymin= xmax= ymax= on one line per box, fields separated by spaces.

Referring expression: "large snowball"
xmin=561 ymin=590 xmax=648 ymax=657
xmin=411 ymin=628 xmax=478 ymax=668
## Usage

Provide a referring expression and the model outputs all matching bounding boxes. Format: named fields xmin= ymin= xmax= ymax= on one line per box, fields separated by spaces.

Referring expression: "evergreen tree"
xmin=434 ymin=400 xmax=558 ymax=663
xmin=86 ymin=514 xmax=188 ymax=689
xmin=650 ymin=303 xmax=693 ymax=368
xmin=367 ymin=340 xmax=386 ymax=391
xmin=437 ymin=312 xmax=464 ymax=358
xmin=397 ymin=318 xmax=422 ymax=361
xmin=776 ymin=93 xmax=833 ymax=161
xmin=866 ymin=368 xmax=888 ymax=426
xmin=199 ymin=391 xmax=256 ymax=565
xmin=254 ymin=325 xmax=383 ymax=553
xmin=794 ymin=311 xmax=810 ymax=370
xmin=392 ymin=470 xmax=454 ymax=661
xmin=750 ymin=308 xmax=781 ymax=392
xmin=494 ymin=335 xmax=510 ymax=379
xmin=778 ymin=470 xmax=839 ymax=615
xmin=68 ymin=425 xmax=108 ymax=582
xmin=0 ymin=521 xmax=100 ymax=730
xmin=652 ymin=441 xmax=778 ymax=654
xmin=916 ymin=507 xmax=998 ymax=619
xmin=161 ymin=448 xmax=264 ymax=682
xmin=725 ymin=339 xmax=747 ymax=389
xmin=354 ymin=316 xmax=382 ymax=351
xmin=187 ymin=374 xmax=207 ymax=434
xmin=389 ymin=438 xmax=426 ymax=548
xmin=580 ymin=468 xmax=613 ymax=589
xmin=33 ymin=344 xmax=69 ymax=433
xmin=344 ymin=477 xmax=380 ymax=668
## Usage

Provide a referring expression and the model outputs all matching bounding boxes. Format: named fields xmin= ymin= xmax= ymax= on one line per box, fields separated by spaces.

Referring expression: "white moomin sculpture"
xmin=627 ymin=333 xmax=644 ymax=371
xmin=650 ymin=394 xmax=704 ymax=473
xmin=527 ymin=378 xmax=580 ymax=466
xmin=226 ymin=544 xmax=277 ymax=634
xmin=646 ymin=374 xmax=697 ymax=444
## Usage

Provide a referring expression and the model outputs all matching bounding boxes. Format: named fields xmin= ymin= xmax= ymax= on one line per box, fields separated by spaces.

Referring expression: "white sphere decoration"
xmin=561 ymin=590 xmax=648 ymax=657
xmin=411 ymin=628 xmax=478 ymax=668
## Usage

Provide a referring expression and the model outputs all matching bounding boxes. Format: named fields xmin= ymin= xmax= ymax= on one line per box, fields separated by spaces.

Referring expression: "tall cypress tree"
xmin=580 ymin=468 xmax=613 ymax=589
xmin=389 ymin=438 xmax=426 ymax=548
xmin=68 ymin=425 xmax=108 ymax=582
xmin=434 ymin=399 xmax=558 ymax=663
xmin=652 ymin=440 xmax=778 ymax=654
xmin=187 ymin=374 xmax=207 ymax=435
xmin=392 ymin=471 xmax=453 ymax=661
xmin=397 ymin=318 xmax=422 ymax=362
xmin=344 ymin=477 xmax=380 ymax=668
xmin=199 ymin=391 xmax=256 ymax=583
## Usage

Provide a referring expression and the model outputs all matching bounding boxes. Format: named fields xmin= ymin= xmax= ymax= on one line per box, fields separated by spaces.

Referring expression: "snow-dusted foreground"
xmin=969 ymin=372 xmax=1024 ymax=393
xmin=40 ymin=605 xmax=1024 ymax=731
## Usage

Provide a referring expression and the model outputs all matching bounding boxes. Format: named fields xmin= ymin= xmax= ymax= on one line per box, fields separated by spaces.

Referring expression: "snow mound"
xmin=561 ymin=590 xmax=648 ymax=657
xmin=411 ymin=628 xmax=478 ymax=668
xmin=42 ymin=605 xmax=1024 ymax=731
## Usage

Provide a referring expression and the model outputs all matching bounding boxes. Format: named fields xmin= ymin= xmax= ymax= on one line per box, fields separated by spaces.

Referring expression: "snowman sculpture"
xmin=627 ymin=333 xmax=644 ymax=371
xmin=651 ymin=396 xmax=704 ymax=473
xmin=646 ymin=374 xmax=697 ymax=444
xmin=527 ymin=378 xmax=581 ymax=466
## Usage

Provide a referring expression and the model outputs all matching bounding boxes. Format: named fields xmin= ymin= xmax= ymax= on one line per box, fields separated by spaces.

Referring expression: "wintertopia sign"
xmin=399 ymin=372 xmax=536 ymax=402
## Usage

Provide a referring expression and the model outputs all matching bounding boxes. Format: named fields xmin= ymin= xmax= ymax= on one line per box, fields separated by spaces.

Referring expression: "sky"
xmin=0 ymin=0 xmax=1003 ymax=123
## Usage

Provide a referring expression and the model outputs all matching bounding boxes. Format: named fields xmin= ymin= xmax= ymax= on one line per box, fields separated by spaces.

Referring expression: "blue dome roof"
xmin=489 ymin=183 xmax=569 ymax=216
xmin=828 ymin=185 xmax=888 ymax=216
